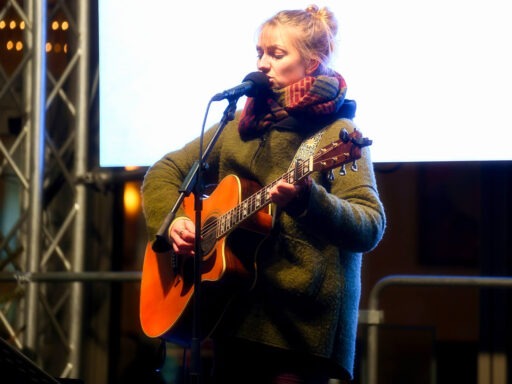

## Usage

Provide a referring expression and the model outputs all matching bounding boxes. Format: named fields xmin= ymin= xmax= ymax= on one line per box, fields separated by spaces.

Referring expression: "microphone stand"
xmin=152 ymin=97 xmax=239 ymax=384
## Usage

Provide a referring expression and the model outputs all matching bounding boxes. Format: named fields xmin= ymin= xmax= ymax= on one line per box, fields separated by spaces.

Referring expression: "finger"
xmin=172 ymin=235 xmax=195 ymax=255
xmin=182 ymin=220 xmax=196 ymax=235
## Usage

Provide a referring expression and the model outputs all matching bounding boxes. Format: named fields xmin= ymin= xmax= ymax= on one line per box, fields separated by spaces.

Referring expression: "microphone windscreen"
xmin=242 ymin=72 xmax=270 ymax=97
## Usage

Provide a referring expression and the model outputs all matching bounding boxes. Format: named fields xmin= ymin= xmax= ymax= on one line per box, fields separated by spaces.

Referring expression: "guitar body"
xmin=139 ymin=174 xmax=273 ymax=345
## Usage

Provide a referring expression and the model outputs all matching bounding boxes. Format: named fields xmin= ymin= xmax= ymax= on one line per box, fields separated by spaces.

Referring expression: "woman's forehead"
xmin=258 ymin=25 xmax=298 ymax=48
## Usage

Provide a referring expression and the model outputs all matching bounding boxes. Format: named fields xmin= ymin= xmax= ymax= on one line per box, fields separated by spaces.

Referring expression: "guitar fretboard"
xmin=216 ymin=157 xmax=313 ymax=238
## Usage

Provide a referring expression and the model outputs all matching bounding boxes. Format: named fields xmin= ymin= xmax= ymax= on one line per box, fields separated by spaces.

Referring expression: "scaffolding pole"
xmin=25 ymin=0 xmax=47 ymax=353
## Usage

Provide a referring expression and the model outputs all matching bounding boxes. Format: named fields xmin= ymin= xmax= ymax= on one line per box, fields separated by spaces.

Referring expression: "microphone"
xmin=211 ymin=72 xmax=270 ymax=101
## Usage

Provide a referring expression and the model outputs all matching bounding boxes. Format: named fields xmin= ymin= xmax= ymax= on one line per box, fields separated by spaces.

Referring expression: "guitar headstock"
xmin=313 ymin=128 xmax=372 ymax=175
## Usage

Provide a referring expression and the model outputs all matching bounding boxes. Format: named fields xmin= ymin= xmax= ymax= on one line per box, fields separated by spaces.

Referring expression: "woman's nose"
xmin=257 ymin=56 xmax=270 ymax=71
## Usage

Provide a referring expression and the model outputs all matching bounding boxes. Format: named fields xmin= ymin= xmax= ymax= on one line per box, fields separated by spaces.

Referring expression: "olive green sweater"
xmin=141 ymin=111 xmax=386 ymax=378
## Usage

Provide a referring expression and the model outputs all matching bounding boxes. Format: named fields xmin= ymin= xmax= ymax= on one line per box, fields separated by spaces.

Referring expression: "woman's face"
xmin=256 ymin=25 xmax=314 ymax=89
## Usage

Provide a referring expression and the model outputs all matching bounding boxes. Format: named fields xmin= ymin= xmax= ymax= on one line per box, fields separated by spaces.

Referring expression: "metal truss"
xmin=0 ymin=0 xmax=90 ymax=379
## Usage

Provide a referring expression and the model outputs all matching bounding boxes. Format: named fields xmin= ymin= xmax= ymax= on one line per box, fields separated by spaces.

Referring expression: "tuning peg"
xmin=339 ymin=164 xmax=346 ymax=176
xmin=339 ymin=129 xmax=350 ymax=143
xmin=327 ymin=170 xmax=335 ymax=182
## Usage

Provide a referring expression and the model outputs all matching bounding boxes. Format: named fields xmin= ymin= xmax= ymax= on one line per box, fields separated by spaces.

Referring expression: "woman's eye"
xmin=270 ymin=50 xmax=285 ymax=59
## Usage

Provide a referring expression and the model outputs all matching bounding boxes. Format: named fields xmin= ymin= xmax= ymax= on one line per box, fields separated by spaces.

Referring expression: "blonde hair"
xmin=260 ymin=4 xmax=338 ymax=75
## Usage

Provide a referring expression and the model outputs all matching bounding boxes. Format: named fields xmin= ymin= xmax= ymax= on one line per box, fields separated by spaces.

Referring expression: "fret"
xmin=225 ymin=210 xmax=231 ymax=229
xmin=220 ymin=215 xmax=226 ymax=233
xmin=242 ymin=201 xmax=248 ymax=218
xmin=234 ymin=206 xmax=240 ymax=223
xmin=226 ymin=212 xmax=232 ymax=230
xmin=255 ymin=191 xmax=261 ymax=208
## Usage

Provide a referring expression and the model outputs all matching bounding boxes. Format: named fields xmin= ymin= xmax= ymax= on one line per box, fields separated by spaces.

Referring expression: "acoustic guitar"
xmin=139 ymin=128 xmax=371 ymax=346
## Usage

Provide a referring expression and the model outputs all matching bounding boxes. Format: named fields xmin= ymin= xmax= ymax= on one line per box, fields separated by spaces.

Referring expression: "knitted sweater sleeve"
xmin=141 ymin=127 xmax=221 ymax=242
xmin=295 ymin=119 xmax=386 ymax=253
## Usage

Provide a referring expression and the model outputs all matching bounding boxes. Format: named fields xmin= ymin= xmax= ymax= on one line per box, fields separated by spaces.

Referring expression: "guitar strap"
xmin=283 ymin=98 xmax=357 ymax=171
xmin=288 ymin=128 xmax=326 ymax=172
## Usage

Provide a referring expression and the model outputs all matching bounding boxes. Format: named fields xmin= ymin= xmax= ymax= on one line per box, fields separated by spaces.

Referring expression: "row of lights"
xmin=0 ymin=19 xmax=69 ymax=31
xmin=1 ymin=19 xmax=70 ymax=53
xmin=0 ymin=19 xmax=26 ymax=30
xmin=4 ymin=41 xmax=69 ymax=53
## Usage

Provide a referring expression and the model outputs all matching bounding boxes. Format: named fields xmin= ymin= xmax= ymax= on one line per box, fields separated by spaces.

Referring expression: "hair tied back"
xmin=306 ymin=4 xmax=320 ymax=14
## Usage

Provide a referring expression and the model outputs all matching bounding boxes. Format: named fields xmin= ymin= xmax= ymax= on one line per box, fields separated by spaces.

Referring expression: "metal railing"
xmin=0 ymin=271 xmax=142 ymax=284
xmin=362 ymin=274 xmax=512 ymax=384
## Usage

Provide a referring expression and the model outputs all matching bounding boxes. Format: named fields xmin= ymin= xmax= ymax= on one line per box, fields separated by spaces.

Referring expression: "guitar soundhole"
xmin=201 ymin=216 xmax=217 ymax=257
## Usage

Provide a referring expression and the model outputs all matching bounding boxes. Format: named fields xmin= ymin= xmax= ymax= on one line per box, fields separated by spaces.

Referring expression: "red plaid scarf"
xmin=238 ymin=72 xmax=347 ymax=140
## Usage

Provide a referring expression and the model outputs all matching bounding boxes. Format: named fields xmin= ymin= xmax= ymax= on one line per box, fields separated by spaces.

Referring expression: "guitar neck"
xmin=217 ymin=157 xmax=314 ymax=238
xmin=215 ymin=130 xmax=371 ymax=238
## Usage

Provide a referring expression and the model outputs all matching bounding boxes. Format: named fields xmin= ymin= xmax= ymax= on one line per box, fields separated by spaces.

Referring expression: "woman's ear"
xmin=306 ymin=59 xmax=320 ymax=75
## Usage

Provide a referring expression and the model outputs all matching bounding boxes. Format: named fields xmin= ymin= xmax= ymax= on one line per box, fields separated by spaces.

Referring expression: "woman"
xmin=141 ymin=5 xmax=386 ymax=383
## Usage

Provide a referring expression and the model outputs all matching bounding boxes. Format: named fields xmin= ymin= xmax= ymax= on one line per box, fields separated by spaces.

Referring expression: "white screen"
xmin=99 ymin=0 xmax=512 ymax=166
